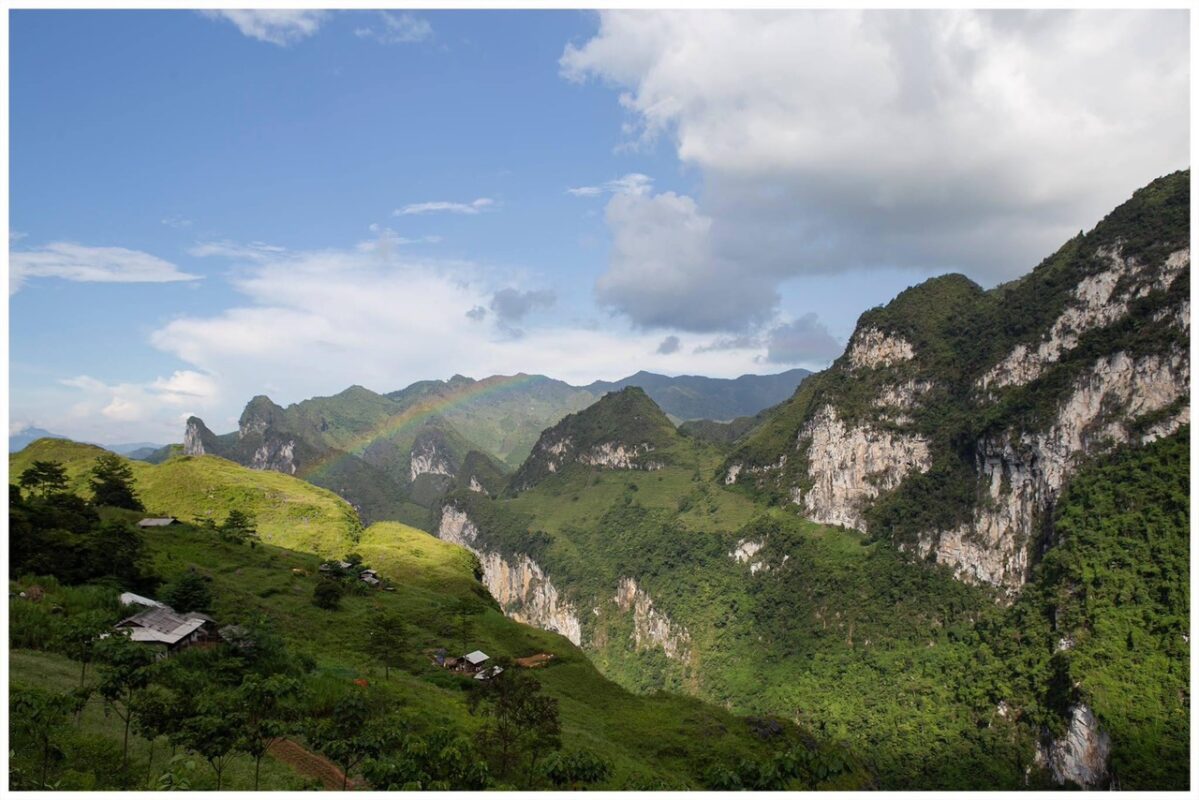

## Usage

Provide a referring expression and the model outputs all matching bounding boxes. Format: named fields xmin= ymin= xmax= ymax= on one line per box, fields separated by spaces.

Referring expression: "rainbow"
xmin=296 ymin=372 xmax=554 ymax=481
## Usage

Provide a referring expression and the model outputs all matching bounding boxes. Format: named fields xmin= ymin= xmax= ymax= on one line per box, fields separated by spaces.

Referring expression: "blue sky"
xmin=9 ymin=10 xmax=1188 ymax=443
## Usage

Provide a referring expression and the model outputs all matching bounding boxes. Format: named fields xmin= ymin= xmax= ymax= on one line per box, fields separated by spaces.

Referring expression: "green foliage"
xmin=365 ymin=610 xmax=409 ymax=678
xmin=219 ymin=509 xmax=257 ymax=544
xmin=543 ymin=748 xmax=613 ymax=788
xmin=19 ymin=460 xmax=69 ymax=497
xmin=160 ymin=570 xmax=213 ymax=614
xmin=89 ymin=453 xmax=144 ymax=511
xmin=312 ymin=580 xmax=344 ymax=611
xmin=468 ymin=670 xmax=561 ymax=784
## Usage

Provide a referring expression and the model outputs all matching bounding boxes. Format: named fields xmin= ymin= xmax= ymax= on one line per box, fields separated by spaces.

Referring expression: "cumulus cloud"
xmin=10 ymin=242 xmax=201 ymax=294
xmin=489 ymin=288 xmax=556 ymax=323
xmin=656 ymin=335 xmax=681 ymax=354
xmin=596 ymin=189 xmax=778 ymax=331
xmin=128 ymin=239 xmax=778 ymax=439
xmin=55 ymin=370 xmax=220 ymax=437
xmin=395 ymin=198 xmax=494 ymax=216
xmin=201 ymin=10 xmax=328 ymax=46
xmin=354 ymin=11 xmax=432 ymax=44
xmin=563 ymin=10 xmax=1189 ymax=331
xmin=763 ymin=314 xmax=843 ymax=365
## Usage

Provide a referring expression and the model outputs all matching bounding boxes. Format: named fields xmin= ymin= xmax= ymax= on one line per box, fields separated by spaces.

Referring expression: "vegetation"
xmin=10 ymin=451 xmax=856 ymax=790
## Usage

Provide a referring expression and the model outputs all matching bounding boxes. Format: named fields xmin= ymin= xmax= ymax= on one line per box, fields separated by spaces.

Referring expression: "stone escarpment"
xmin=409 ymin=436 xmax=454 ymax=481
xmin=612 ymin=577 xmax=692 ymax=662
xmin=793 ymin=405 xmax=932 ymax=531
xmin=918 ymin=348 xmax=1189 ymax=592
xmin=725 ymin=171 xmax=1189 ymax=609
xmin=1035 ymin=705 xmax=1112 ymax=789
xmin=437 ymin=506 xmax=581 ymax=644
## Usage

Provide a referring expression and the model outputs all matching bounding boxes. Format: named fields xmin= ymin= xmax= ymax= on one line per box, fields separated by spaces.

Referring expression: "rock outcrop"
xmin=918 ymin=347 xmax=1189 ymax=592
xmin=795 ymin=405 xmax=932 ymax=530
xmin=1037 ymin=705 xmax=1112 ymax=789
xmin=848 ymin=327 xmax=915 ymax=369
xmin=437 ymin=506 xmax=582 ymax=644
xmin=613 ymin=577 xmax=692 ymax=662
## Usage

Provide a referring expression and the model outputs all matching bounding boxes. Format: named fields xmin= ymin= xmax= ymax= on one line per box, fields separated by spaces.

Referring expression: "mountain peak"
xmin=508 ymin=385 xmax=677 ymax=493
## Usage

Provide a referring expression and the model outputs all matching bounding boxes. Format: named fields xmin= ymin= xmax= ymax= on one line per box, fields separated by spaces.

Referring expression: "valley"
xmin=8 ymin=171 xmax=1189 ymax=791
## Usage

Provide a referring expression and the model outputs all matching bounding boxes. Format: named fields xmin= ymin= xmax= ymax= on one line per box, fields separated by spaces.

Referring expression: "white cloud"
xmin=394 ymin=198 xmax=495 ymax=216
xmin=161 ymin=215 xmax=193 ymax=229
xmin=201 ymin=10 xmax=328 ymax=46
xmin=51 ymin=370 xmax=220 ymax=438
xmin=354 ymin=11 xmax=432 ymax=45
xmin=563 ymin=10 xmax=1189 ymax=331
xmin=189 ymin=240 xmax=287 ymax=262
xmin=132 ymin=239 xmax=785 ymax=439
xmin=596 ymin=190 xmax=778 ymax=331
xmin=10 ymin=242 xmax=201 ymax=294
xmin=567 ymin=173 xmax=653 ymax=197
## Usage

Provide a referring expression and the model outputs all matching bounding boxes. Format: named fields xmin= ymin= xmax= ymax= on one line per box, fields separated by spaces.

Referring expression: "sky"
xmin=8 ymin=9 xmax=1190 ymax=444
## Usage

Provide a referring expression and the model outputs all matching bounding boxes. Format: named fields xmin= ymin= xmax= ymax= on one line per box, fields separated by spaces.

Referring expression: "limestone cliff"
xmin=437 ymin=505 xmax=582 ymax=644
xmin=1036 ymin=705 xmax=1112 ymax=789
xmin=612 ymin=577 xmax=692 ymax=662
xmin=724 ymin=170 xmax=1190 ymax=603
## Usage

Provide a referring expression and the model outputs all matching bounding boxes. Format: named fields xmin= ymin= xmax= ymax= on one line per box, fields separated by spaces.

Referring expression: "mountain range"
xmin=7 ymin=172 xmax=1188 ymax=790
xmin=174 ymin=368 xmax=811 ymax=527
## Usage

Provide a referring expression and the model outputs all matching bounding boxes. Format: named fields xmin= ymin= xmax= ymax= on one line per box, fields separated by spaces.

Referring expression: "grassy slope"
xmin=9 ymin=441 xmax=858 ymax=789
xmin=12 ymin=439 xmax=361 ymax=555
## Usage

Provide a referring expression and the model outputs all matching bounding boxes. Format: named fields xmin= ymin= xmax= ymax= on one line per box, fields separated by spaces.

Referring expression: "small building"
xmin=359 ymin=569 xmax=381 ymax=587
xmin=116 ymin=605 xmax=220 ymax=655
xmin=461 ymin=650 xmax=490 ymax=672
xmin=137 ymin=517 xmax=179 ymax=528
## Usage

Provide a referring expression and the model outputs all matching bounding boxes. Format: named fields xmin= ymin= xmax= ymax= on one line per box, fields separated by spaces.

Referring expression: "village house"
xmin=115 ymin=603 xmax=220 ymax=656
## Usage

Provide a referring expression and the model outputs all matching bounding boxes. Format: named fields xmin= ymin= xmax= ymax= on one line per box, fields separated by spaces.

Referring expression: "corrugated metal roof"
xmin=118 ymin=607 xmax=210 ymax=645
xmin=464 ymin=650 xmax=490 ymax=665
xmin=137 ymin=518 xmax=178 ymax=527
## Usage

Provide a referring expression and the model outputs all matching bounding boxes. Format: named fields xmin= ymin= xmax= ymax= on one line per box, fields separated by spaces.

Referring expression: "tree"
xmin=365 ymin=610 xmax=408 ymax=678
xmin=89 ymin=453 xmax=143 ymax=511
xmin=174 ymin=688 xmax=244 ymax=790
xmin=452 ymin=598 xmax=481 ymax=654
xmin=543 ymin=748 xmax=613 ymax=788
xmin=11 ymin=687 xmax=74 ymax=788
xmin=308 ymin=691 xmax=394 ymax=790
xmin=469 ymin=670 xmax=561 ymax=785
xmin=19 ymin=460 xmax=69 ymax=497
xmin=96 ymin=633 xmax=157 ymax=767
xmin=161 ymin=570 xmax=213 ymax=614
xmin=84 ymin=519 xmax=154 ymax=590
xmin=313 ymin=580 xmax=343 ymax=611
xmin=236 ymin=674 xmax=301 ymax=790
xmin=56 ymin=611 xmax=113 ymax=694
xmin=219 ymin=510 xmax=257 ymax=544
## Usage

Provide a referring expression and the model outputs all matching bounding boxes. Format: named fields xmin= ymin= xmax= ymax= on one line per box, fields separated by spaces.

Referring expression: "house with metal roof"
xmin=115 ymin=605 xmax=219 ymax=654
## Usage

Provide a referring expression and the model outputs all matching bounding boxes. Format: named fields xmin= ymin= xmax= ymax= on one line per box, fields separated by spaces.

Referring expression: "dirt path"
xmin=268 ymin=737 xmax=361 ymax=790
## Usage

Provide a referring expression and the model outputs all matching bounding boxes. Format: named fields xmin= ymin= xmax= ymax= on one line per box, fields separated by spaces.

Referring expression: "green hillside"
xmin=12 ymin=439 xmax=361 ymax=556
xmin=9 ymin=439 xmax=862 ymax=791
xmin=438 ymin=384 xmax=1189 ymax=788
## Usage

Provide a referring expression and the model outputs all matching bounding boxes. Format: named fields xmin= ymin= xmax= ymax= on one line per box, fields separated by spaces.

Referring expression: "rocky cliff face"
xmin=409 ymin=436 xmax=454 ymax=482
xmin=724 ymin=171 xmax=1189 ymax=601
xmin=182 ymin=416 xmax=217 ymax=456
xmin=792 ymin=404 xmax=932 ymax=531
xmin=1036 ymin=705 xmax=1112 ymax=789
xmin=613 ymin=577 xmax=692 ymax=662
xmin=437 ymin=505 xmax=582 ymax=644
xmin=918 ymin=346 xmax=1189 ymax=592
